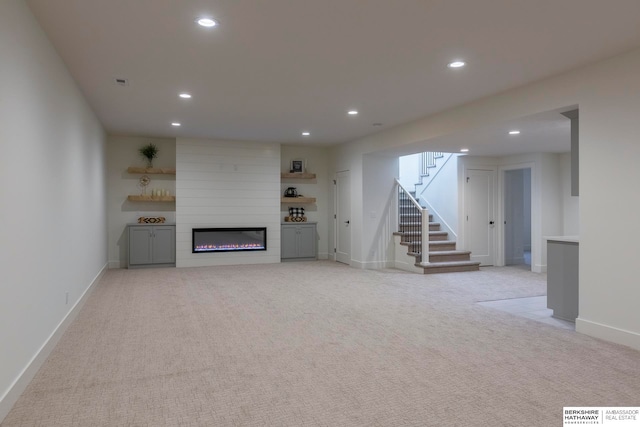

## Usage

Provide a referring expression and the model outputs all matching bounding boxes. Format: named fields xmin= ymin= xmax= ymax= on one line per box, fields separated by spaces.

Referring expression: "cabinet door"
xmin=297 ymin=225 xmax=317 ymax=259
xmin=152 ymin=226 xmax=175 ymax=264
xmin=129 ymin=226 xmax=153 ymax=265
xmin=281 ymin=225 xmax=298 ymax=259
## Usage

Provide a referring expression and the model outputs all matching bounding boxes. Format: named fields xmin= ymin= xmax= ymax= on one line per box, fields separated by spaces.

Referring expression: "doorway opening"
xmin=503 ymin=168 xmax=532 ymax=269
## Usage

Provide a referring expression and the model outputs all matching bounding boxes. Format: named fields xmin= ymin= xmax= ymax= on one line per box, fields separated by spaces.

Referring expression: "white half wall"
xmin=361 ymin=153 xmax=399 ymax=269
xmin=176 ymin=138 xmax=281 ymax=267
xmin=0 ymin=0 xmax=107 ymax=420
xmin=107 ymin=136 xmax=176 ymax=268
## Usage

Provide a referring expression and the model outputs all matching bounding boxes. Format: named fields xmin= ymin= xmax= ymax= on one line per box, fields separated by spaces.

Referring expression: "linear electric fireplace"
xmin=192 ymin=227 xmax=267 ymax=253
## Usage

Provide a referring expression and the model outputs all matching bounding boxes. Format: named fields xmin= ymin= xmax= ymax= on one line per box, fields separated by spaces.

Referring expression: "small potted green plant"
xmin=139 ymin=143 xmax=158 ymax=169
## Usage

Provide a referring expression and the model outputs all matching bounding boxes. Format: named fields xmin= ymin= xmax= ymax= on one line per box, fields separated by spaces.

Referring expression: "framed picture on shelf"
xmin=290 ymin=159 xmax=305 ymax=173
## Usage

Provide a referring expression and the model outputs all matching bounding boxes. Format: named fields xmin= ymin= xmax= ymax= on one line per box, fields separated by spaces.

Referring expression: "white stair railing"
xmin=395 ymin=179 xmax=430 ymax=266
xmin=420 ymin=151 xmax=444 ymax=177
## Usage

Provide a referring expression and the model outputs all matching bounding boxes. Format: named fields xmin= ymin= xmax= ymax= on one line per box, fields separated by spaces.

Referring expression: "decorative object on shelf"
xmin=284 ymin=187 xmax=298 ymax=197
xmin=137 ymin=216 xmax=166 ymax=224
xmin=151 ymin=188 xmax=170 ymax=198
xmin=290 ymin=159 xmax=305 ymax=173
xmin=139 ymin=175 xmax=150 ymax=195
xmin=289 ymin=207 xmax=305 ymax=218
xmin=286 ymin=207 xmax=306 ymax=222
xmin=284 ymin=216 xmax=307 ymax=222
xmin=139 ymin=143 xmax=158 ymax=168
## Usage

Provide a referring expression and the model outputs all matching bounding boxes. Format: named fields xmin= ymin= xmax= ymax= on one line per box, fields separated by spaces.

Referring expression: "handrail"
xmin=395 ymin=179 xmax=422 ymax=209
xmin=395 ymin=179 xmax=430 ymax=266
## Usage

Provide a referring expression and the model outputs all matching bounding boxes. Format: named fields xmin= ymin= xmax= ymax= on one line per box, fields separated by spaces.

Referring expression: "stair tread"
xmin=401 ymin=239 xmax=456 ymax=245
xmin=418 ymin=260 xmax=481 ymax=268
xmin=400 ymin=230 xmax=447 ymax=235
xmin=408 ymin=250 xmax=471 ymax=256
xmin=433 ymin=250 xmax=471 ymax=256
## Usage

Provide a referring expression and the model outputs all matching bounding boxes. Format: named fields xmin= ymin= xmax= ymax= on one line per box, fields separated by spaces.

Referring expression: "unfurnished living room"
xmin=2 ymin=1 xmax=640 ymax=426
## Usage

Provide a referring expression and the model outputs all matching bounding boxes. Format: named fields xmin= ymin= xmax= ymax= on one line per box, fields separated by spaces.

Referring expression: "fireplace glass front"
xmin=192 ymin=227 xmax=267 ymax=253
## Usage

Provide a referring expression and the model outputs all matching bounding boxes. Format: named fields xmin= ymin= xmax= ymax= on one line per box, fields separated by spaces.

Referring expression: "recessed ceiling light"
xmin=197 ymin=17 xmax=217 ymax=27
xmin=460 ymin=148 xmax=469 ymax=153
xmin=347 ymin=110 xmax=358 ymax=116
xmin=447 ymin=61 xmax=466 ymax=68
xmin=302 ymin=132 xmax=310 ymax=136
xmin=509 ymin=130 xmax=521 ymax=135
xmin=171 ymin=122 xmax=181 ymax=127
xmin=179 ymin=93 xmax=192 ymax=99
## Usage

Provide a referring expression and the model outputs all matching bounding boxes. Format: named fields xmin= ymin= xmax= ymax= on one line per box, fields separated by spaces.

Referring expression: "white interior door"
xmin=465 ymin=168 xmax=496 ymax=266
xmin=335 ymin=170 xmax=351 ymax=264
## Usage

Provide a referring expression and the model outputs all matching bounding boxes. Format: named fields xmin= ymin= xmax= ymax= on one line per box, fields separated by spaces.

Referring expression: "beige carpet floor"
xmin=3 ymin=262 xmax=639 ymax=426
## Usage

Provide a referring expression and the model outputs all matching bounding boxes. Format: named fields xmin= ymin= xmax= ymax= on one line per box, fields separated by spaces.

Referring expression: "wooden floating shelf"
xmin=281 ymin=172 xmax=316 ymax=179
xmin=127 ymin=167 xmax=176 ymax=175
xmin=128 ymin=195 xmax=176 ymax=202
xmin=281 ymin=197 xmax=316 ymax=204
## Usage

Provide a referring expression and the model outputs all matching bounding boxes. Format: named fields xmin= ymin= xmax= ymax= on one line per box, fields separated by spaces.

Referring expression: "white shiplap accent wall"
xmin=176 ymin=138 xmax=281 ymax=267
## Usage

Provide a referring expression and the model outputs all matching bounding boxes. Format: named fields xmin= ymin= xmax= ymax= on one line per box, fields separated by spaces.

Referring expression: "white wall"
xmin=398 ymin=153 xmax=421 ymax=190
xmin=419 ymin=154 xmax=459 ymax=238
xmin=280 ymin=145 xmax=330 ymax=259
xmin=0 ymin=0 xmax=107 ymax=420
xmin=330 ymin=47 xmax=640 ymax=350
xmin=523 ymin=168 xmax=532 ymax=251
xmin=560 ymin=152 xmax=580 ymax=235
xmin=106 ymin=136 xmax=176 ymax=267
xmin=361 ymin=153 xmax=399 ymax=269
xmin=176 ymin=138 xmax=281 ymax=267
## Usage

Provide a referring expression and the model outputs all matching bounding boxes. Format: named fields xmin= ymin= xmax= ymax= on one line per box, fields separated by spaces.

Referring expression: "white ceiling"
xmin=26 ymin=0 xmax=640 ymax=151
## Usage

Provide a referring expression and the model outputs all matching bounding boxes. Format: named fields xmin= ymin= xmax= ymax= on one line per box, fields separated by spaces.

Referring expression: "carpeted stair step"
xmin=428 ymin=231 xmax=448 ymax=241
xmin=399 ymin=239 xmax=457 ymax=252
xmin=399 ymin=222 xmax=441 ymax=231
xmin=428 ymin=240 xmax=457 ymax=251
xmin=399 ymin=213 xmax=434 ymax=222
xmin=418 ymin=260 xmax=481 ymax=274
xmin=398 ymin=230 xmax=448 ymax=241
xmin=409 ymin=250 xmax=473 ymax=263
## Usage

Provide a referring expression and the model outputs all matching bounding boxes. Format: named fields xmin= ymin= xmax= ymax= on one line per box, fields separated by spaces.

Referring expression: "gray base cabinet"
xmin=547 ymin=239 xmax=579 ymax=322
xmin=281 ymin=223 xmax=317 ymax=261
xmin=128 ymin=224 xmax=175 ymax=268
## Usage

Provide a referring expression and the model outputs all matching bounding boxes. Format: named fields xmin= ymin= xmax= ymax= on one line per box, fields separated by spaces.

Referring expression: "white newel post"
xmin=420 ymin=208 xmax=430 ymax=266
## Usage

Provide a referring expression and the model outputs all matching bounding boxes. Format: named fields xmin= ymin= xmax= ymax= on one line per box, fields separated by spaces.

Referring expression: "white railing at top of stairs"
xmin=395 ymin=179 xmax=430 ymax=266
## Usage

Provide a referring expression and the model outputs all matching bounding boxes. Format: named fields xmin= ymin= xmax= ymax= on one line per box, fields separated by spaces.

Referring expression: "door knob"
xmin=489 ymin=221 xmax=495 ymax=225
xmin=345 ymin=220 xmax=350 ymax=224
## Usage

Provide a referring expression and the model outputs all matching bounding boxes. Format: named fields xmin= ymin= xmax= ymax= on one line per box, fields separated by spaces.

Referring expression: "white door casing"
xmin=335 ymin=170 xmax=351 ymax=264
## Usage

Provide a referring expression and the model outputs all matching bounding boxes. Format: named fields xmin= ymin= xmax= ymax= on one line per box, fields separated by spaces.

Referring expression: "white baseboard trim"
xmin=317 ymin=252 xmax=329 ymax=260
xmin=351 ymin=259 xmax=394 ymax=270
xmin=532 ymin=263 xmax=547 ymax=273
xmin=576 ymin=317 xmax=640 ymax=351
xmin=108 ymin=260 xmax=123 ymax=269
xmin=0 ymin=263 xmax=107 ymax=423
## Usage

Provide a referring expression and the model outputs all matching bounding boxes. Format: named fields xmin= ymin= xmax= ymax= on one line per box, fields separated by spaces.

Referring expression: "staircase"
xmin=393 ymin=188 xmax=480 ymax=274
